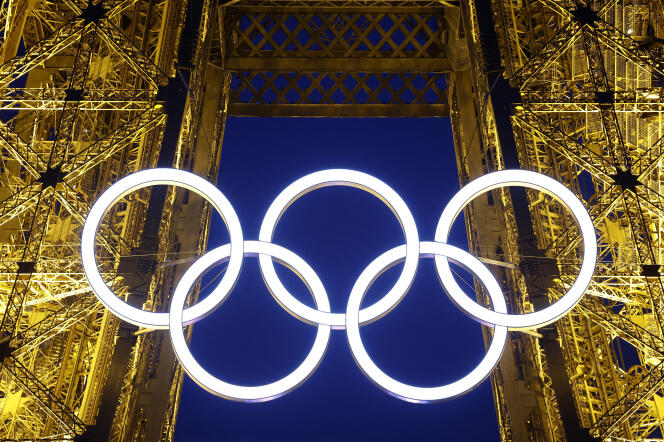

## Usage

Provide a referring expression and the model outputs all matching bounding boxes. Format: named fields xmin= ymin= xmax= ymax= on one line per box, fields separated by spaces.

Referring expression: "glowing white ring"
xmin=168 ymin=240 xmax=331 ymax=402
xmin=259 ymin=169 xmax=419 ymax=328
xmin=81 ymin=167 xmax=596 ymax=402
xmin=346 ymin=241 xmax=508 ymax=403
xmin=434 ymin=169 xmax=596 ymax=329
xmin=81 ymin=168 xmax=244 ymax=329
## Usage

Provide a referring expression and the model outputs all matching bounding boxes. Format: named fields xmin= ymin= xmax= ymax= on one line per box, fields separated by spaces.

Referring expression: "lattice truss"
xmin=0 ymin=0 xmax=464 ymax=439
xmin=10 ymin=0 xmax=664 ymax=440
xmin=222 ymin=2 xmax=452 ymax=116
xmin=490 ymin=0 xmax=664 ymax=439
xmin=0 ymin=0 xmax=182 ymax=439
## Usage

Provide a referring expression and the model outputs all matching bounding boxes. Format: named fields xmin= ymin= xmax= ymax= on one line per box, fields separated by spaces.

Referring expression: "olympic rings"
xmin=82 ymin=168 xmax=596 ymax=403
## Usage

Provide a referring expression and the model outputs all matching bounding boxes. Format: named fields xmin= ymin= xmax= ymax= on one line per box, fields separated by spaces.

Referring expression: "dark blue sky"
xmin=174 ymin=117 xmax=501 ymax=441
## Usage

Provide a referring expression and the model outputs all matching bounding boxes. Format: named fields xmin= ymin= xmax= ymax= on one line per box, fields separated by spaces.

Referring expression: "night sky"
xmin=173 ymin=117 xmax=501 ymax=441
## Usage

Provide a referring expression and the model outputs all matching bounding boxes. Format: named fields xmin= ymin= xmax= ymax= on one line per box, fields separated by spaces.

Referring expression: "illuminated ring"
xmin=434 ymin=169 xmax=596 ymax=329
xmin=169 ymin=240 xmax=331 ymax=402
xmin=81 ymin=168 xmax=244 ymax=329
xmin=259 ymin=169 xmax=419 ymax=328
xmin=346 ymin=241 xmax=508 ymax=403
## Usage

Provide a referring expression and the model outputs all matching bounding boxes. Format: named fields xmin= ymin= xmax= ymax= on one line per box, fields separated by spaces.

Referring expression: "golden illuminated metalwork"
xmin=0 ymin=0 xmax=660 ymax=440
xmin=451 ymin=0 xmax=664 ymax=440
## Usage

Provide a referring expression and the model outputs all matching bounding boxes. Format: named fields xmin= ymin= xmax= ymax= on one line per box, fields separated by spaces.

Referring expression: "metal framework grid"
xmin=0 ymin=0 xmax=661 ymax=440
xmin=0 ymin=0 xmax=454 ymax=439
xmin=474 ymin=0 xmax=664 ymax=439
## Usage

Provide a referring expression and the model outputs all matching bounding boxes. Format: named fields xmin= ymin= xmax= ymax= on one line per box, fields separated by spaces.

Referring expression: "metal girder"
xmin=511 ymin=21 xmax=582 ymax=88
xmin=576 ymin=295 xmax=664 ymax=358
xmin=0 ymin=184 xmax=47 ymax=228
xmin=1 ymin=0 xmax=661 ymax=439
xmin=11 ymin=293 xmax=101 ymax=357
xmin=3 ymin=356 xmax=86 ymax=435
xmin=229 ymin=71 xmax=449 ymax=116
xmin=483 ymin=0 xmax=664 ymax=439
xmin=62 ymin=107 xmax=166 ymax=182
xmin=223 ymin=4 xmax=453 ymax=117
xmin=0 ymin=19 xmax=86 ymax=88
xmin=0 ymin=119 xmax=43 ymax=178
xmin=590 ymin=361 xmax=664 ymax=438
xmin=0 ymin=0 xmax=175 ymax=438
xmin=512 ymin=109 xmax=616 ymax=181
xmin=96 ymin=20 xmax=167 ymax=86
xmin=0 ymin=88 xmax=155 ymax=111
xmin=0 ymin=0 xmax=30 ymax=63
xmin=0 ymin=19 xmax=99 ymax=350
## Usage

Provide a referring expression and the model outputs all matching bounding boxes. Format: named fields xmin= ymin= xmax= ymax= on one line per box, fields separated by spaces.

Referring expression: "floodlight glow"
xmin=81 ymin=168 xmax=244 ymax=329
xmin=258 ymin=169 xmax=419 ymax=328
xmin=345 ymin=241 xmax=508 ymax=403
xmin=81 ymin=167 xmax=596 ymax=402
xmin=434 ymin=169 xmax=597 ymax=329
xmin=169 ymin=240 xmax=331 ymax=402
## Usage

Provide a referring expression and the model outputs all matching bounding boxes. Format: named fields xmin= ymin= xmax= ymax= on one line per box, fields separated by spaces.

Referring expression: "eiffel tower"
xmin=0 ymin=0 xmax=662 ymax=440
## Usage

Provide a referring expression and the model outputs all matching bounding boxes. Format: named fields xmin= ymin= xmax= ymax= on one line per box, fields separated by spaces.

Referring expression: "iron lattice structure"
xmin=478 ymin=0 xmax=664 ymax=439
xmin=0 ymin=0 xmax=661 ymax=440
